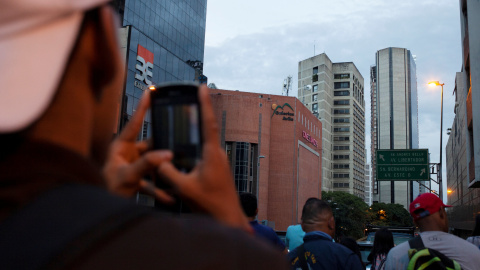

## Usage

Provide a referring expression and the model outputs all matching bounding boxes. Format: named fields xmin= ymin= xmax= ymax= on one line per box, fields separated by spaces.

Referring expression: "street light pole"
xmin=439 ymin=83 xmax=444 ymax=201
xmin=428 ymin=81 xmax=445 ymax=201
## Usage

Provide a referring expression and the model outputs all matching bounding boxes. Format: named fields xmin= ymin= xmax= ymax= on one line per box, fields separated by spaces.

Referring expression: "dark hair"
xmin=301 ymin=198 xmax=332 ymax=223
xmin=239 ymin=193 xmax=257 ymax=217
xmin=339 ymin=237 xmax=364 ymax=267
xmin=472 ymin=214 xmax=480 ymax=236
xmin=370 ymin=228 xmax=394 ymax=258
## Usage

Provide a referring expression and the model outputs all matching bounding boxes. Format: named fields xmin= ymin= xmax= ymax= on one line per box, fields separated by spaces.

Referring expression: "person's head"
xmin=0 ymin=0 xmax=124 ymax=165
xmin=339 ymin=237 xmax=362 ymax=257
xmin=409 ymin=193 xmax=452 ymax=232
xmin=372 ymin=228 xmax=394 ymax=256
xmin=472 ymin=214 xmax=480 ymax=236
xmin=301 ymin=198 xmax=335 ymax=237
xmin=239 ymin=193 xmax=258 ymax=219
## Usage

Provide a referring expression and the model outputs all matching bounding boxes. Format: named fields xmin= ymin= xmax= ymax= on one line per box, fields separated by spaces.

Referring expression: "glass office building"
xmin=112 ymin=0 xmax=207 ymax=138
xmin=111 ymin=0 xmax=207 ymax=208
xmin=372 ymin=47 xmax=420 ymax=209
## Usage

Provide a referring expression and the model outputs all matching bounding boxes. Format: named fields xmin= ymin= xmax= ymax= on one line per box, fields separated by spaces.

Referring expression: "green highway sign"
xmin=376 ymin=149 xmax=429 ymax=181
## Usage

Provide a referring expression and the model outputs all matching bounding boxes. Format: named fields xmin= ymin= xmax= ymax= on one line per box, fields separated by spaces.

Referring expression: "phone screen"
xmin=151 ymin=84 xmax=202 ymax=173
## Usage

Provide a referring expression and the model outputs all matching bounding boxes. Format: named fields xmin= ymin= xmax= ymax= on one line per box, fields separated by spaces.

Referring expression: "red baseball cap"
xmin=409 ymin=193 xmax=452 ymax=221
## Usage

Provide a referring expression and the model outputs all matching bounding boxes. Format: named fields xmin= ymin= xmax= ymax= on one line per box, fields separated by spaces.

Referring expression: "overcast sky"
xmin=203 ymin=0 xmax=462 ymax=201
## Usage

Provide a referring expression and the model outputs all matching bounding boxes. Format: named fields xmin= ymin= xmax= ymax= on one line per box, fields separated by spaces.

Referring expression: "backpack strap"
xmin=296 ymin=244 xmax=309 ymax=270
xmin=376 ymin=254 xmax=387 ymax=270
xmin=0 ymin=184 xmax=150 ymax=270
xmin=408 ymin=236 xmax=425 ymax=250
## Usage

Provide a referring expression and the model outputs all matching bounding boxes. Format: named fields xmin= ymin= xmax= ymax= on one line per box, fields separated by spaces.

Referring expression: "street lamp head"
xmin=428 ymin=81 xmax=444 ymax=86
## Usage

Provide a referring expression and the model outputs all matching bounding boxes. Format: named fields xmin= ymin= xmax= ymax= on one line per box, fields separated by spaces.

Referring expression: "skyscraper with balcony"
xmin=298 ymin=54 xmax=366 ymax=199
xmin=371 ymin=47 xmax=420 ymax=209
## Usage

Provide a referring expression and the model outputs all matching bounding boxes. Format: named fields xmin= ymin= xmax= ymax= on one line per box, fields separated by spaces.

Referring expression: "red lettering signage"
xmin=135 ymin=44 xmax=154 ymax=85
xmin=302 ymin=131 xmax=318 ymax=148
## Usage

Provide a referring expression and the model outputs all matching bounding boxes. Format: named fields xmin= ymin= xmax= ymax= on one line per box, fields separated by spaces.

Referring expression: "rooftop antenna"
xmin=314 ymin=40 xmax=315 ymax=56
xmin=283 ymin=75 xmax=292 ymax=96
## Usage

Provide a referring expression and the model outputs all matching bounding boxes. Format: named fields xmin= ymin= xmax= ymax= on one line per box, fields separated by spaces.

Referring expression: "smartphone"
xmin=150 ymin=82 xmax=203 ymax=212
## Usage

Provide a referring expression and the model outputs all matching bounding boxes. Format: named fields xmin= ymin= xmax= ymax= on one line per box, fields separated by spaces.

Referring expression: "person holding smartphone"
xmin=0 ymin=1 xmax=289 ymax=269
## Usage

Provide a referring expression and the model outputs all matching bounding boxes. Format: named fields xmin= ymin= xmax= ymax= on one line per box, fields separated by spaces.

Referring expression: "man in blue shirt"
xmin=240 ymin=193 xmax=287 ymax=253
xmin=286 ymin=224 xmax=305 ymax=251
xmin=288 ymin=198 xmax=363 ymax=270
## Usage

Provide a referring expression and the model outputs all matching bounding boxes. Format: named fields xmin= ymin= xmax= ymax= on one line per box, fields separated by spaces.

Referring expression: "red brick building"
xmin=209 ymin=89 xmax=322 ymax=230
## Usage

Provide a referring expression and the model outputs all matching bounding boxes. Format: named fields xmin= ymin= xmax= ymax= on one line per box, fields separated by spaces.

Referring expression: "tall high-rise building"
xmin=112 ymin=0 xmax=207 ymax=138
xmin=371 ymin=47 xmax=420 ymax=209
xmin=298 ymin=54 xmax=366 ymax=199
xmin=445 ymin=0 xmax=480 ymax=237
xmin=370 ymin=65 xmax=379 ymax=203
xmin=111 ymin=0 xmax=208 ymax=206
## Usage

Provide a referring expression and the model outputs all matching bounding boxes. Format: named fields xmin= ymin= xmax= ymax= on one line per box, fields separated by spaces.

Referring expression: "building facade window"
xmin=334 ymin=91 xmax=350 ymax=96
xmin=334 ymin=73 xmax=350 ymax=79
xmin=333 ymin=183 xmax=350 ymax=188
xmin=234 ymin=142 xmax=249 ymax=192
xmin=334 ymin=109 xmax=350 ymax=114
xmin=334 ymin=136 xmax=350 ymax=141
xmin=333 ymin=173 xmax=350 ymax=178
xmin=334 ymin=100 xmax=350 ymax=105
xmin=312 ymin=94 xmax=318 ymax=102
xmin=313 ymin=66 xmax=319 ymax=74
xmin=334 ymin=82 xmax=350 ymax=89
xmin=333 ymin=154 xmax=350 ymax=159
xmin=312 ymin=103 xmax=318 ymax=113
xmin=334 ymin=117 xmax=350 ymax=123
xmin=334 ymin=127 xmax=350 ymax=132
xmin=333 ymin=163 xmax=350 ymax=169
xmin=225 ymin=141 xmax=258 ymax=194
xmin=333 ymin=145 xmax=350 ymax=150
xmin=313 ymin=85 xmax=318 ymax=92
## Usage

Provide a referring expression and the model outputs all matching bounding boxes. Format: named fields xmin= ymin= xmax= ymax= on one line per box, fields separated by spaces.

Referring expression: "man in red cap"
xmin=384 ymin=193 xmax=480 ymax=270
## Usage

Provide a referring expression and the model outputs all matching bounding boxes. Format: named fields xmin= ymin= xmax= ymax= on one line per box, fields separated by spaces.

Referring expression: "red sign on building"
xmin=135 ymin=44 xmax=154 ymax=85
xmin=302 ymin=131 xmax=318 ymax=148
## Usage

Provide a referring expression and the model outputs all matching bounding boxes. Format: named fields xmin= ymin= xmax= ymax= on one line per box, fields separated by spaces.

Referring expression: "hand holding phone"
xmin=157 ymin=85 xmax=252 ymax=233
xmin=150 ymin=82 xmax=203 ymax=179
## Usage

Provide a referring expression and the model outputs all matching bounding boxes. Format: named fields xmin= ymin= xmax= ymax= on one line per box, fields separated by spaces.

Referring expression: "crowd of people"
xmin=2 ymin=1 xmax=480 ymax=269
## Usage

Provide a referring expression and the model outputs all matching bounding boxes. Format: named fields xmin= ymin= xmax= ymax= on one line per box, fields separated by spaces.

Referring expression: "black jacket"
xmin=0 ymin=140 xmax=289 ymax=270
xmin=288 ymin=232 xmax=364 ymax=270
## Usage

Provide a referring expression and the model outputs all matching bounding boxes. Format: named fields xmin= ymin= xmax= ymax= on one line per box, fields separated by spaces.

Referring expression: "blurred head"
xmin=301 ymin=198 xmax=335 ymax=237
xmin=472 ymin=214 xmax=480 ymax=236
xmin=0 ymin=0 xmax=124 ymax=164
xmin=340 ymin=237 xmax=364 ymax=267
xmin=239 ymin=193 xmax=258 ymax=218
xmin=372 ymin=228 xmax=394 ymax=256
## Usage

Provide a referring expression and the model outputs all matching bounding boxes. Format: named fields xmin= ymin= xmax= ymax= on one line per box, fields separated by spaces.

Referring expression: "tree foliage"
xmin=367 ymin=202 xmax=414 ymax=227
xmin=322 ymin=191 xmax=368 ymax=240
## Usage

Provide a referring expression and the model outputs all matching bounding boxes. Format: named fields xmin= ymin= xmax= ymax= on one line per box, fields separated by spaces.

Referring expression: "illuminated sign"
xmin=272 ymin=103 xmax=294 ymax=121
xmin=135 ymin=44 xmax=154 ymax=85
xmin=302 ymin=131 xmax=318 ymax=148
